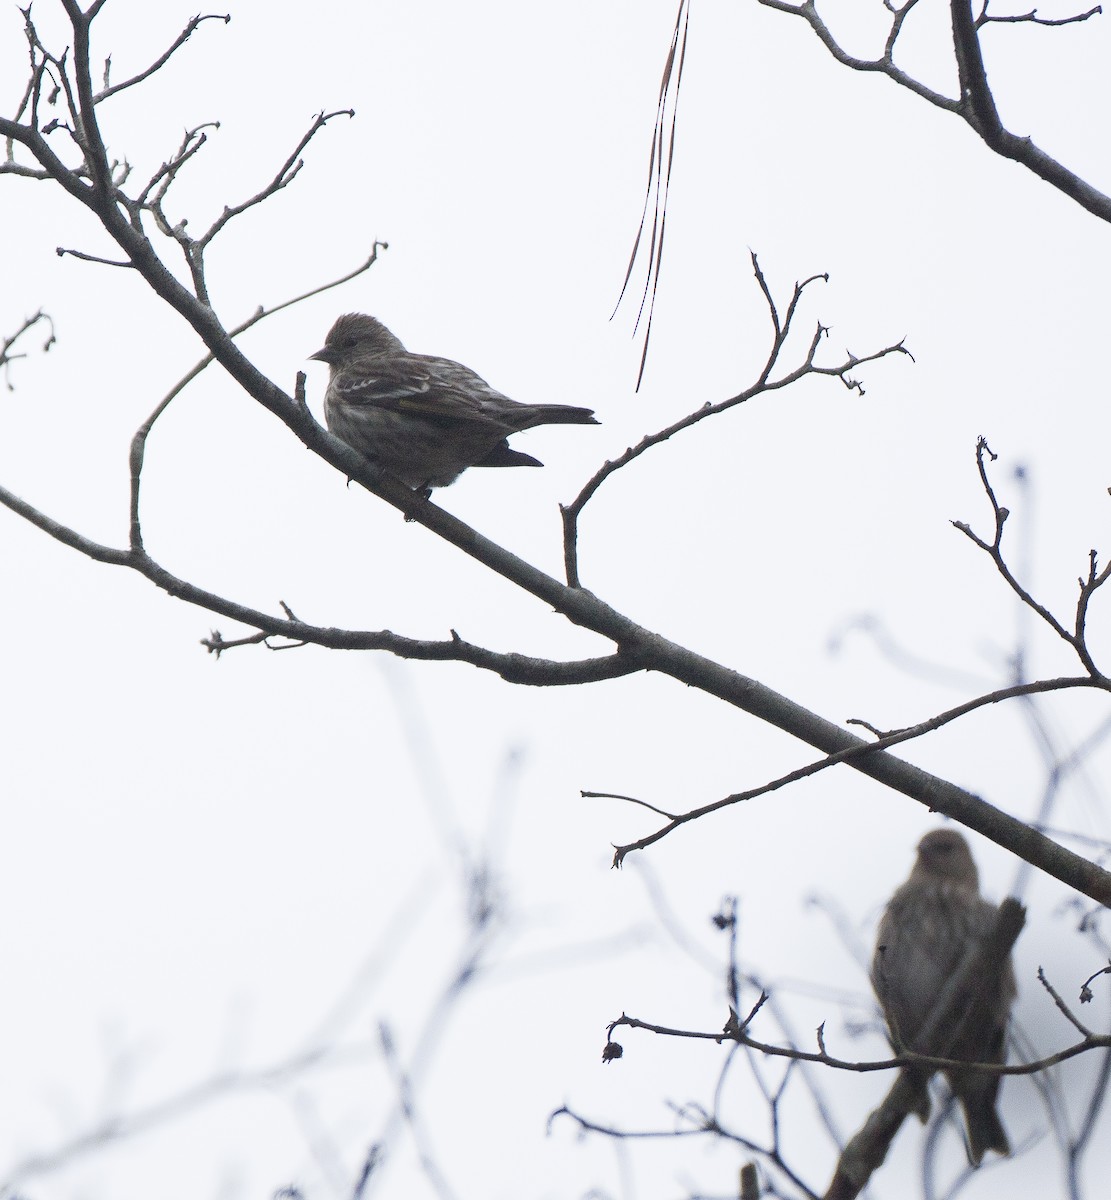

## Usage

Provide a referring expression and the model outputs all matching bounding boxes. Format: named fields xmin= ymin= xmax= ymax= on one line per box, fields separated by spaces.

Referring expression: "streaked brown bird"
xmin=309 ymin=313 xmax=598 ymax=490
xmin=871 ymin=828 xmax=1015 ymax=1165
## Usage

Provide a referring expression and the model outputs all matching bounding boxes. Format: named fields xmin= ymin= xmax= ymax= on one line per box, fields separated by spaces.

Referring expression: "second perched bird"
xmin=871 ymin=828 xmax=1015 ymax=1166
xmin=310 ymin=313 xmax=598 ymax=490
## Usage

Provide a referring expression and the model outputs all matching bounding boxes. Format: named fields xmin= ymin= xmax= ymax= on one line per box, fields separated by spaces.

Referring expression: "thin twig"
xmin=94 ymin=13 xmax=230 ymax=103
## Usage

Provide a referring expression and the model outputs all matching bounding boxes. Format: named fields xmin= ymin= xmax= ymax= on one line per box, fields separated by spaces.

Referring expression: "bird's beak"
xmin=309 ymin=347 xmax=337 ymax=364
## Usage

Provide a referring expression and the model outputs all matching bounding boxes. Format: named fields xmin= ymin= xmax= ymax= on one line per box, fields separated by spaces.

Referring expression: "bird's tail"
xmin=525 ymin=403 xmax=599 ymax=427
xmin=960 ymin=1095 xmax=1009 ymax=1166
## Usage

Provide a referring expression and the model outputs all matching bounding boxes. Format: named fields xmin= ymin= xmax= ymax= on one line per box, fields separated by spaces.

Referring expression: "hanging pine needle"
xmin=612 ymin=0 xmax=692 ymax=391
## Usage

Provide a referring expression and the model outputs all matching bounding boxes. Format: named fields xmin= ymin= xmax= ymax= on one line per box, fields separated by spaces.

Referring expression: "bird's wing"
xmin=874 ymin=886 xmax=1013 ymax=1054
xmin=872 ymin=893 xmax=950 ymax=1048
xmin=335 ymin=353 xmax=514 ymax=428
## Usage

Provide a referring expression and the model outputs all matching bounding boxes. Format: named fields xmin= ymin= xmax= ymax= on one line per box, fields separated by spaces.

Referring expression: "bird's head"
xmin=913 ymin=827 xmax=980 ymax=888
xmin=309 ymin=313 xmax=405 ymax=365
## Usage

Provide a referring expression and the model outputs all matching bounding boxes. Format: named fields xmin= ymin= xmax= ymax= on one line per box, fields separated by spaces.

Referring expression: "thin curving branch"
xmin=603 ymin=670 xmax=1111 ymax=865
xmin=193 ymin=109 xmax=355 ymax=254
xmin=979 ymin=6 xmax=1102 ymax=27
xmin=127 ymin=242 xmax=388 ymax=552
xmin=0 ymin=309 xmax=55 ymax=387
xmin=94 ymin=13 xmax=230 ymax=103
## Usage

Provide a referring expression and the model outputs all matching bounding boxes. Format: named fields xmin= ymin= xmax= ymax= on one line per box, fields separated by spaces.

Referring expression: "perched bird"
xmin=871 ymin=828 xmax=1015 ymax=1165
xmin=309 ymin=313 xmax=598 ymax=490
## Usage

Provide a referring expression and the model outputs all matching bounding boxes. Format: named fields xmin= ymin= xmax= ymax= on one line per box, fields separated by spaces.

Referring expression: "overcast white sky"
xmin=3 ymin=2 xmax=1111 ymax=1198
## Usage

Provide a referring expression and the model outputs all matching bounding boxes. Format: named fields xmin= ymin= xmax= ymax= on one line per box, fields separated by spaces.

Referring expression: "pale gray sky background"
xmin=2 ymin=2 xmax=1111 ymax=1198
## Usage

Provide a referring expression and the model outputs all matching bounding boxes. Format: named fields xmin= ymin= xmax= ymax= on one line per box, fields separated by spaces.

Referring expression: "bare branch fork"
xmin=549 ymin=1101 xmax=821 ymax=1200
xmin=954 ymin=436 xmax=1111 ymax=679
xmin=562 ymin=252 xmax=911 ymax=586
xmin=755 ymin=0 xmax=1111 ymax=224
xmin=1 ymin=3 xmax=1111 ymax=907
xmin=0 ymin=309 xmax=54 ymax=387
